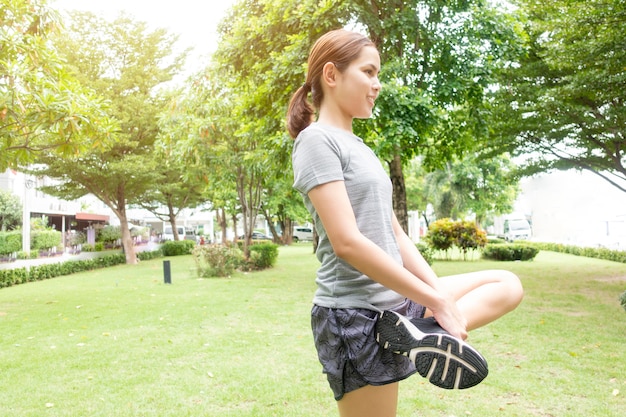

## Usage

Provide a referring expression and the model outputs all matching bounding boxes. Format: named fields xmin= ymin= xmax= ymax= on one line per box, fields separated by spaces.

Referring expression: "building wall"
xmin=517 ymin=170 xmax=626 ymax=249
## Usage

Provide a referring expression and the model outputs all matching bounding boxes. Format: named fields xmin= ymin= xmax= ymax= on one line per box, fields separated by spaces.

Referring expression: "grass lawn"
xmin=1 ymin=245 xmax=625 ymax=416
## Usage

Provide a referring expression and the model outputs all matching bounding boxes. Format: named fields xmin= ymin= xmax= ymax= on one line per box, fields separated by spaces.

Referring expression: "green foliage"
xmin=620 ymin=290 xmax=626 ymax=312
xmin=0 ymin=190 xmax=22 ymax=231
xmin=491 ymin=0 xmax=626 ymax=191
xmin=0 ymin=253 xmax=128 ymax=288
xmin=453 ymin=220 xmax=488 ymax=259
xmin=192 ymin=244 xmax=245 ymax=278
xmin=426 ymin=218 xmax=487 ymax=260
xmin=416 ymin=242 xmax=434 ymax=266
xmin=482 ymin=243 xmax=539 ymax=261
xmin=246 ymin=242 xmax=279 ymax=271
xmin=0 ymin=0 xmax=116 ymax=171
xmin=0 ymin=231 xmax=22 ymax=255
xmin=98 ymin=226 xmax=121 ymax=244
xmin=526 ymin=241 xmax=626 ymax=264
xmin=137 ymin=250 xmax=163 ymax=261
xmin=161 ymin=240 xmax=195 ymax=256
xmin=31 ymin=230 xmax=61 ymax=251
xmin=426 ymin=218 xmax=457 ymax=252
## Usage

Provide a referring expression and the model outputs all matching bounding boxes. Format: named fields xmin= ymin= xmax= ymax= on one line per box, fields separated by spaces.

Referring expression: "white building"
xmin=516 ymin=170 xmax=626 ymax=249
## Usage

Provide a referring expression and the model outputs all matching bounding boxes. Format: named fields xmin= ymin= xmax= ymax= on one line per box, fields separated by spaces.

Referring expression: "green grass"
xmin=1 ymin=246 xmax=625 ymax=416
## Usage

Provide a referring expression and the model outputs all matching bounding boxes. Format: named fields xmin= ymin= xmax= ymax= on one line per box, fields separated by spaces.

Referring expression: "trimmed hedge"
xmin=247 ymin=242 xmax=279 ymax=270
xmin=32 ymin=230 xmax=62 ymax=251
xmin=161 ymin=240 xmax=196 ymax=256
xmin=526 ymin=241 xmax=626 ymax=264
xmin=482 ymin=243 xmax=539 ymax=261
xmin=0 ymin=250 xmax=163 ymax=289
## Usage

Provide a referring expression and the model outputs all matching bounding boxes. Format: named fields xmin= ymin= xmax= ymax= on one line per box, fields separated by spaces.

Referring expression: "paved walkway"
xmin=0 ymin=243 xmax=160 ymax=270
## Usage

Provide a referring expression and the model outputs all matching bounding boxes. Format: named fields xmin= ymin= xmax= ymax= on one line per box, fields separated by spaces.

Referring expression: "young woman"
xmin=287 ymin=29 xmax=523 ymax=417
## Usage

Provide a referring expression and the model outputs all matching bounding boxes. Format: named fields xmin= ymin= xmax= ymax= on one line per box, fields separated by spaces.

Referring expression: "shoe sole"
xmin=376 ymin=311 xmax=488 ymax=389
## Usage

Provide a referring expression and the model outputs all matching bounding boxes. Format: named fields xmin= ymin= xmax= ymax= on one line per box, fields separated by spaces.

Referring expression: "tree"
xmin=353 ymin=0 xmax=523 ymax=231
xmin=0 ymin=189 xmax=22 ymax=231
xmin=0 ymin=0 xmax=116 ymax=171
xmin=210 ymin=0 xmax=522 ymax=236
xmin=32 ymin=11 xmax=187 ymax=264
xmin=419 ymin=153 xmax=518 ymax=226
xmin=490 ymin=0 xmax=626 ymax=192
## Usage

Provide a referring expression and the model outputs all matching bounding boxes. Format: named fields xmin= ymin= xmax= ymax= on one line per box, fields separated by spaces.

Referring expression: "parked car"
xmin=238 ymin=231 xmax=272 ymax=240
xmin=293 ymin=226 xmax=313 ymax=242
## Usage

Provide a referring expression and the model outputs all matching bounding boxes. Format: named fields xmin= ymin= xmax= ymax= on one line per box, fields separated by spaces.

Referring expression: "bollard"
xmin=163 ymin=260 xmax=172 ymax=284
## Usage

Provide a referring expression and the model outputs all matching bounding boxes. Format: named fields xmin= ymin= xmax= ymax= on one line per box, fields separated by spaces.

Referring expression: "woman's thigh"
xmin=337 ymin=383 xmax=399 ymax=417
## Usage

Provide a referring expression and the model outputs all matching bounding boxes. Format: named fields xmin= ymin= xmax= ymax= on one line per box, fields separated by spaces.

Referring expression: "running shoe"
xmin=375 ymin=310 xmax=488 ymax=389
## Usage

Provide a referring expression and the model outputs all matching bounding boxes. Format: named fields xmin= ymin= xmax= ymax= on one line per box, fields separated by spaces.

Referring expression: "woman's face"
xmin=333 ymin=46 xmax=381 ymax=120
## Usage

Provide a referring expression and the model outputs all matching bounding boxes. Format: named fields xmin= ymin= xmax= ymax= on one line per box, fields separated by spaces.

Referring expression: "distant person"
xmin=288 ymin=29 xmax=523 ymax=417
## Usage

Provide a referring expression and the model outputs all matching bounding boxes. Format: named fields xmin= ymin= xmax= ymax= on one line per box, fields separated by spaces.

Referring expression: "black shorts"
xmin=311 ymin=299 xmax=426 ymax=400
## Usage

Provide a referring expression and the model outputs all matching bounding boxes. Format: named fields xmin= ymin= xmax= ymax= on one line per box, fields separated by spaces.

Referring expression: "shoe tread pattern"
xmin=376 ymin=311 xmax=488 ymax=389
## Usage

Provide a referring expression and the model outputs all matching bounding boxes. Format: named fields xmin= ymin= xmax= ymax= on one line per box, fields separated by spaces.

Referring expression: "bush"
xmin=483 ymin=243 xmax=539 ymax=261
xmin=98 ymin=225 xmax=121 ymax=245
xmin=416 ymin=242 xmax=434 ymax=265
xmin=426 ymin=218 xmax=456 ymax=252
xmin=246 ymin=242 xmax=279 ymax=270
xmin=426 ymin=218 xmax=487 ymax=259
xmin=137 ymin=250 xmax=163 ymax=261
xmin=162 ymin=240 xmax=195 ymax=256
xmin=620 ymin=290 xmax=626 ymax=312
xmin=193 ymin=244 xmax=244 ymax=278
xmin=0 ymin=231 xmax=22 ymax=255
xmin=31 ymin=230 xmax=62 ymax=251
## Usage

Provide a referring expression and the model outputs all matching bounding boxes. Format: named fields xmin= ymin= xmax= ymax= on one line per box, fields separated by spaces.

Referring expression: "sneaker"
xmin=375 ymin=310 xmax=488 ymax=389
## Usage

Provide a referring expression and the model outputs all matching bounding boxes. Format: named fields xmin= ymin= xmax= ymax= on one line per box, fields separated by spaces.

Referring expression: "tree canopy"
xmin=0 ymin=0 xmax=116 ymax=171
xmin=491 ymin=0 xmax=626 ymax=192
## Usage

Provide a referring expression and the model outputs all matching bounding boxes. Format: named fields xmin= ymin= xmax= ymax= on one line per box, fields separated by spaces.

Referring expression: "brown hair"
xmin=286 ymin=29 xmax=376 ymax=139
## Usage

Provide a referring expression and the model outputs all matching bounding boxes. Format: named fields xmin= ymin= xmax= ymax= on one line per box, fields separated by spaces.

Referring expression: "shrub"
xmin=193 ymin=244 xmax=244 ymax=278
xmin=31 ymin=230 xmax=61 ymax=251
xmin=416 ymin=242 xmax=434 ymax=265
xmin=620 ymin=290 xmax=626 ymax=312
xmin=246 ymin=243 xmax=279 ymax=270
xmin=94 ymin=242 xmax=104 ymax=252
xmin=82 ymin=244 xmax=95 ymax=252
xmin=483 ymin=243 xmax=539 ymax=261
xmin=426 ymin=218 xmax=456 ymax=252
xmin=0 ymin=231 xmax=22 ymax=255
xmin=162 ymin=240 xmax=195 ymax=256
xmin=98 ymin=225 xmax=121 ymax=245
xmin=453 ymin=221 xmax=488 ymax=260
xmin=426 ymin=219 xmax=487 ymax=259
xmin=137 ymin=249 xmax=163 ymax=261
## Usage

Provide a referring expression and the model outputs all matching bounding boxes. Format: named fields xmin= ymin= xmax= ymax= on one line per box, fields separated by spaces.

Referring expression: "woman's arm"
xmin=308 ymin=180 xmax=467 ymax=339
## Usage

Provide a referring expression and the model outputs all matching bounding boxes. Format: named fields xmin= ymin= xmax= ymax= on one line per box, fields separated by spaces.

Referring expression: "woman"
xmin=287 ymin=29 xmax=523 ymax=417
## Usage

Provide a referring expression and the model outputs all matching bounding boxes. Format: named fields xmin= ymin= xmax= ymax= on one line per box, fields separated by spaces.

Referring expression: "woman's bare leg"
xmin=426 ymin=270 xmax=523 ymax=330
xmin=337 ymin=383 xmax=399 ymax=417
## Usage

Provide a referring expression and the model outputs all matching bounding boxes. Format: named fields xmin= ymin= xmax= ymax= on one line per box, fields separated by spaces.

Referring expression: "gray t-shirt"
xmin=292 ymin=122 xmax=405 ymax=310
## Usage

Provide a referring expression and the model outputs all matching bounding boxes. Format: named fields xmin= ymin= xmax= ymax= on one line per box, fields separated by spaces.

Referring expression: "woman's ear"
xmin=322 ymin=62 xmax=337 ymax=87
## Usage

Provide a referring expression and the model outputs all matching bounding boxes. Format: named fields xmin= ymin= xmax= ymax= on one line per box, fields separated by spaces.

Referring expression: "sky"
xmin=51 ymin=0 xmax=237 ymax=77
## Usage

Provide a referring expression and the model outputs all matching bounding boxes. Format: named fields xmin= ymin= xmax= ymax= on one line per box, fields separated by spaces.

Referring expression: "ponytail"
xmin=286 ymin=83 xmax=314 ymax=139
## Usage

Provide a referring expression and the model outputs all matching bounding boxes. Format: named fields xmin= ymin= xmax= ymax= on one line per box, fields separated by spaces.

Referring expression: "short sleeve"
xmin=292 ymin=128 xmax=345 ymax=195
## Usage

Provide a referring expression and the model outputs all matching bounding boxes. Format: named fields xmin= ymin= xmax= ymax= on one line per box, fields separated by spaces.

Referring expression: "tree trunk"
xmin=119 ymin=214 xmax=137 ymax=265
xmin=216 ymin=208 xmax=228 ymax=244
xmin=388 ymin=153 xmax=409 ymax=233
xmin=168 ymin=211 xmax=180 ymax=241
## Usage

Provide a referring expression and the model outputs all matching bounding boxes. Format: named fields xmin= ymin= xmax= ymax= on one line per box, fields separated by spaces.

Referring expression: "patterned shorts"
xmin=311 ymin=299 xmax=426 ymax=400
